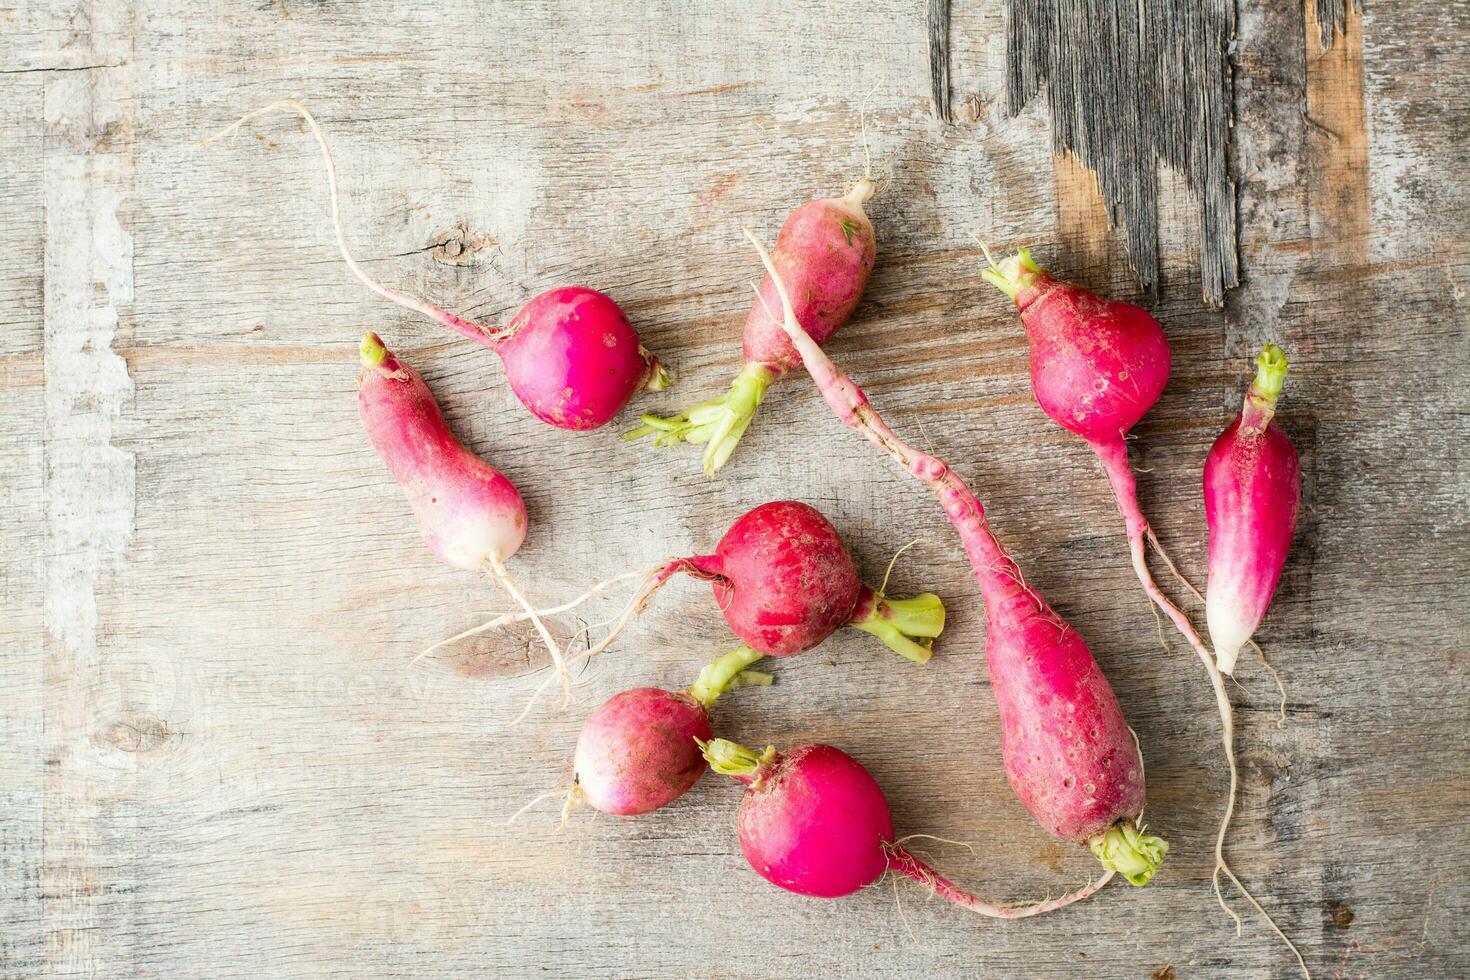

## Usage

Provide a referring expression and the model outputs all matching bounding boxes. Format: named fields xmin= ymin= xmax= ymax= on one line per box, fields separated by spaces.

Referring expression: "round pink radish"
xmin=205 ymin=100 xmax=668 ymax=432
xmin=573 ymin=688 xmax=713 ymax=816
xmin=702 ymin=738 xmax=1118 ymax=915
xmin=627 ymin=180 xmax=878 ymax=475
xmin=358 ymin=332 xmax=570 ymax=701
xmin=747 ymin=232 xmax=1167 ymax=886
xmin=569 ymin=647 xmax=770 ymax=816
xmin=1205 ymin=344 xmax=1301 ymax=674
xmin=513 ymin=500 xmax=943 ymax=669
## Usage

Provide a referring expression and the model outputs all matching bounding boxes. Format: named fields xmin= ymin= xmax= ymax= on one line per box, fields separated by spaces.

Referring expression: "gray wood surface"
xmin=3 ymin=2 xmax=1466 ymax=978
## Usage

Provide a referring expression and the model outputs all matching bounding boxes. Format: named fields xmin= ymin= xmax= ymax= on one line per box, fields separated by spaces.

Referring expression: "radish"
xmin=744 ymin=232 xmax=1166 ymax=886
xmin=701 ymin=738 xmax=1118 ymax=914
xmin=204 ymin=100 xmax=668 ymax=431
xmin=440 ymin=499 xmax=945 ymax=673
xmin=1205 ymin=344 xmax=1301 ymax=675
xmin=357 ymin=332 xmax=569 ymax=699
xmin=626 ymin=180 xmax=878 ymax=475
xmin=570 ymin=646 xmax=771 ymax=816
xmin=981 ymin=251 xmax=1307 ymax=971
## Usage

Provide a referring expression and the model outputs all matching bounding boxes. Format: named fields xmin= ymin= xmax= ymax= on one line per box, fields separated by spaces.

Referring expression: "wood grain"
xmin=1 ymin=1 xmax=1466 ymax=978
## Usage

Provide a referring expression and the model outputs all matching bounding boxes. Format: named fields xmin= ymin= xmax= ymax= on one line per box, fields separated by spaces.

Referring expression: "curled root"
xmin=885 ymin=844 xmax=1113 ymax=920
xmin=1251 ymin=639 xmax=1289 ymax=727
xmin=485 ymin=556 xmax=572 ymax=717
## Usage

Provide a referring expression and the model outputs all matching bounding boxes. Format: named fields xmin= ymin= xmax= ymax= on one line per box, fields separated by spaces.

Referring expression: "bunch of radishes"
xmin=208 ymin=101 xmax=1307 ymax=972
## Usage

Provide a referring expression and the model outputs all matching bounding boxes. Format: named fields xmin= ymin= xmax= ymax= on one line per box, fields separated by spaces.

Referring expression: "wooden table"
xmin=4 ymin=2 xmax=1466 ymax=977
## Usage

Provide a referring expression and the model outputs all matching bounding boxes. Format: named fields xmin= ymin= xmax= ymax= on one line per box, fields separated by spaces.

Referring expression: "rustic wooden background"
xmin=3 ymin=2 xmax=1466 ymax=978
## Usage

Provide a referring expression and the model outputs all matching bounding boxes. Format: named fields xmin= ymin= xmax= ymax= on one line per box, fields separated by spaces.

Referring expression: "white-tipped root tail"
xmin=484 ymin=555 xmax=572 ymax=717
xmin=200 ymin=99 xmax=493 ymax=342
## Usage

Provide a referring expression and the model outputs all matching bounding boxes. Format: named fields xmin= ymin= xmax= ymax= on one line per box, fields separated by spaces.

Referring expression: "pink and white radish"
xmin=702 ymin=738 xmax=1121 ymax=913
xmin=205 ymin=100 xmax=668 ymax=431
xmin=570 ymin=646 xmax=770 ymax=816
xmin=1205 ymin=344 xmax=1301 ymax=675
xmin=443 ymin=499 xmax=945 ymax=673
xmin=627 ymin=181 xmax=878 ymax=475
xmin=357 ymin=332 xmax=569 ymax=697
xmin=745 ymin=231 xmax=1166 ymax=886
xmin=981 ymin=251 xmax=1306 ymax=970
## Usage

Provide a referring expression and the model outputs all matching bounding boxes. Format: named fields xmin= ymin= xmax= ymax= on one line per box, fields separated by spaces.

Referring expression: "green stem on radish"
xmin=849 ymin=590 xmax=945 ymax=663
xmin=979 ymin=246 xmax=1043 ymax=301
xmin=626 ymin=361 xmax=780 ymax=477
xmin=687 ymin=646 xmax=770 ymax=709
xmin=1242 ymin=343 xmax=1289 ymax=435
xmin=697 ymin=737 xmax=776 ymax=778
xmin=1089 ymin=822 xmax=1169 ymax=886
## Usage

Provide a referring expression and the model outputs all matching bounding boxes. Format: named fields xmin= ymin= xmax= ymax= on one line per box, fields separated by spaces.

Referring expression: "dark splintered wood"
xmin=1313 ymin=0 xmax=1361 ymax=47
xmin=928 ymin=0 xmax=952 ymax=122
xmin=1004 ymin=0 xmax=1240 ymax=306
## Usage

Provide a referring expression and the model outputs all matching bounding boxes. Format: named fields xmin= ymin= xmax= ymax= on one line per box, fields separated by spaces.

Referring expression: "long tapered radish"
xmin=437 ymin=499 xmax=945 ymax=673
xmin=745 ymin=231 xmax=1166 ymax=885
xmin=702 ymin=739 xmax=1115 ymax=914
xmin=1206 ymin=345 xmax=1301 ymax=675
xmin=982 ymin=251 xmax=1307 ymax=972
xmin=204 ymin=100 xmax=668 ymax=430
xmin=626 ymin=181 xmax=878 ymax=475
xmin=569 ymin=647 xmax=772 ymax=817
xmin=357 ymin=332 xmax=570 ymax=701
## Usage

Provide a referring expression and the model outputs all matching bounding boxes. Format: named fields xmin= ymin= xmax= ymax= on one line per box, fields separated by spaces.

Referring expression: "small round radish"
xmin=627 ymin=181 xmax=878 ymax=475
xmin=745 ymin=231 xmax=1166 ymax=885
xmin=702 ymin=738 xmax=1120 ymax=914
xmin=204 ymin=100 xmax=668 ymax=431
xmin=1205 ymin=344 xmax=1301 ymax=675
xmin=357 ymin=332 xmax=568 ymax=699
xmin=570 ymin=647 xmax=770 ymax=816
xmin=449 ymin=499 xmax=945 ymax=670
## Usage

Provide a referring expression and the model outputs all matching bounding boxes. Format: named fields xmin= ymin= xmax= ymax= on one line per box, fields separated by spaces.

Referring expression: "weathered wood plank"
xmin=1 ymin=1 xmax=1466 ymax=978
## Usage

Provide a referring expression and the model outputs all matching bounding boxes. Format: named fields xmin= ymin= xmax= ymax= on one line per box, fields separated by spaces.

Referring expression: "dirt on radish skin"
xmin=1205 ymin=344 xmax=1301 ymax=675
xmin=627 ymin=180 xmax=877 ymax=475
xmin=746 ymin=230 xmax=1166 ymax=887
xmin=357 ymin=332 xmax=568 ymax=699
xmin=702 ymin=739 xmax=1116 ymax=915
xmin=203 ymin=100 xmax=668 ymax=431
xmin=569 ymin=647 xmax=770 ymax=817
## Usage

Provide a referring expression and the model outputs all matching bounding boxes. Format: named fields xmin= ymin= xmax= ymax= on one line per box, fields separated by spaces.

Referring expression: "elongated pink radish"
xmin=357 ymin=332 xmax=569 ymax=701
xmin=626 ymin=181 xmax=878 ymax=475
xmin=1206 ymin=345 xmax=1301 ymax=675
xmin=745 ymin=232 xmax=1166 ymax=885
xmin=569 ymin=647 xmax=771 ymax=816
xmin=204 ymin=100 xmax=668 ymax=430
xmin=439 ymin=499 xmax=945 ymax=672
xmin=981 ymin=252 xmax=1307 ymax=971
xmin=702 ymin=739 xmax=1114 ymax=913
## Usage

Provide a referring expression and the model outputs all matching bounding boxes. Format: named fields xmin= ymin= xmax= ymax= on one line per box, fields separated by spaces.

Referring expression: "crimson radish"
xmin=570 ymin=647 xmax=771 ymax=816
xmin=442 ymin=499 xmax=945 ymax=672
xmin=205 ymin=100 xmax=668 ymax=431
xmin=982 ymin=252 xmax=1306 ymax=970
xmin=702 ymin=739 xmax=1120 ymax=913
xmin=1205 ymin=345 xmax=1301 ymax=675
xmin=357 ymin=332 xmax=569 ymax=698
xmin=745 ymin=231 xmax=1165 ymax=885
xmin=626 ymin=181 xmax=878 ymax=475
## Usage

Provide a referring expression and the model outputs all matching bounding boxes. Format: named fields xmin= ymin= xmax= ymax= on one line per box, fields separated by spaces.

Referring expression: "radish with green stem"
xmin=980 ymin=250 xmax=1307 ymax=972
xmin=357 ymin=332 xmax=570 ymax=702
xmin=439 ymin=499 xmax=945 ymax=675
xmin=204 ymin=100 xmax=668 ymax=431
xmin=701 ymin=738 xmax=1115 ymax=914
xmin=745 ymin=231 xmax=1165 ymax=887
xmin=626 ymin=180 xmax=878 ymax=475
xmin=1206 ymin=345 xmax=1301 ymax=676
xmin=568 ymin=647 xmax=772 ymax=817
